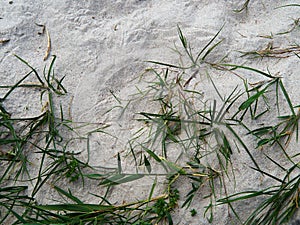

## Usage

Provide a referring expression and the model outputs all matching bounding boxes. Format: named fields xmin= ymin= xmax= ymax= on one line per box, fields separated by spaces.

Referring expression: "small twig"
xmin=0 ymin=39 xmax=10 ymax=44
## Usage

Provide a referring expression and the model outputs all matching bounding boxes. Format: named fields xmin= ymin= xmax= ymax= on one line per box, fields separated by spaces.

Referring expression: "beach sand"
xmin=1 ymin=1 xmax=300 ymax=224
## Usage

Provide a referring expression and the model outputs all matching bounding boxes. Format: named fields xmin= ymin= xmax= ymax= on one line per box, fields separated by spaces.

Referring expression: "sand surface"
xmin=1 ymin=1 xmax=300 ymax=224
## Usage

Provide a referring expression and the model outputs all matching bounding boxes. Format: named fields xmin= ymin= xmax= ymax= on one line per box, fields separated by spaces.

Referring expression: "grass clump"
xmin=109 ymin=24 xmax=300 ymax=224
xmin=0 ymin=55 xmax=181 ymax=224
xmin=0 ymin=55 xmax=96 ymax=223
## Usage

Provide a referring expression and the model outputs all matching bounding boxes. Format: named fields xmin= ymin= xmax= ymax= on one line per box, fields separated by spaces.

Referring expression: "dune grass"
xmin=1 ymin=4 xmax=300 ymax=225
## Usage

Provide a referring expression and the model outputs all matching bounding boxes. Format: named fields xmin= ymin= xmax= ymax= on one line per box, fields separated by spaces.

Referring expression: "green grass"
xmin=1 ymin=3 xmax=300 ymax=224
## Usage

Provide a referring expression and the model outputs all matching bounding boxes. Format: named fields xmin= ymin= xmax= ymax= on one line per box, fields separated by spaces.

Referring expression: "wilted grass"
xmin=240 ymin=42 xmax=300 ymax=59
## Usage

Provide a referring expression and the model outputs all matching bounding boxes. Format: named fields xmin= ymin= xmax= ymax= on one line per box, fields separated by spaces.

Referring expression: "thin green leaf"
xmin=196 ymin=23 xmax=225 ymax=62
xmin=279 ymin=79 xmax=295 ymax=115
xmin=220 ymin=63 xmax=276 ymax=79
xmin=147 ymin=60 xmax=188 ymax=69
xmin=36 ymin=204 xmax=113 ymax=212
xmin=1 ymin=71 xmax=32 ymax=101
xmin=201 ymin=39 xmax=223 ymax=61
xmin=177 ymin=25 xmax=187 ymax=48
xmin=54 ymin=186 xmax=83 ymax=204
xmin=144 ymin=155 xmax=152 ymax=173
xmin=144 ymin=147 xmax=161 ymax=162
xmin=239 ymin=88 xmax=267 ymax=110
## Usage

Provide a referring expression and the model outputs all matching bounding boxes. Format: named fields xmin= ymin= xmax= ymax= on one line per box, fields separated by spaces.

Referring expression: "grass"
xmin=113 ymin=24 xmax=300 ymax=223
xmin=234 ymin=0 xmax=251 ymax=13
xmin=240 ymin=42 xmax=300 ymax=59
xmin=1 ymin=3 xmax=300 ymax=225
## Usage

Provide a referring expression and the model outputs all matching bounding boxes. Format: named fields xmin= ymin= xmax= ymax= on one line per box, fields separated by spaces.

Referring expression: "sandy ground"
xmin=1 ymin=0 xmax=300 ymax=224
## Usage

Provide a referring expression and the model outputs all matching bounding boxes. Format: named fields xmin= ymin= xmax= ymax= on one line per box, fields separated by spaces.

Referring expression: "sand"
xmin=1 ymin=0 xmax=300 ymax=224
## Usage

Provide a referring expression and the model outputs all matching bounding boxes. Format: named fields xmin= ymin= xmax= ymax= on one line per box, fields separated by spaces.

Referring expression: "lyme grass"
xmin=111 ymin=24 xmax=300 ymax=224
xmin=117 ymin=25 xmax=248 ymax=222
xmin=218 ymin=163 xmax=300 ymax=224
xmin=0 ymin=55 xmax=97 ymax=223
xmin=16 ymin=182 xmax=180 ymax=224
xmin=1 ymin=7 xmax=300 ymax=224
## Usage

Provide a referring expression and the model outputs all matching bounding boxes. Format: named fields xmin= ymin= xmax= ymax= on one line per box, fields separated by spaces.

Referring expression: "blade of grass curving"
xmin=44 ymin=55 xmax=55 ymax=90
xmin=14 ymin=54 xmax=45 ymax=86
xmin=0 ymin=103 xmax=10 ymax=115
xmin=42 ymin=55 xmax=66 ymax=95
xmin=220 ymin=63 xmax=276 ymax=79
xmin=217 ymin=186 xmax=278 ymax=204
xmin=275 ymin=4 xmax=300 ymax=9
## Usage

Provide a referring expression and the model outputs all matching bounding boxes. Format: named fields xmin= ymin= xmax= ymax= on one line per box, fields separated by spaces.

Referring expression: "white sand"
xmin=1 ymin=1 xmax=300 ymax=224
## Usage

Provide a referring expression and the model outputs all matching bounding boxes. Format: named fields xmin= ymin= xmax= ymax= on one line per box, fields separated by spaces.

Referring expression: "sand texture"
xmin=1 ymin=0 xmax=300 ymax=224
